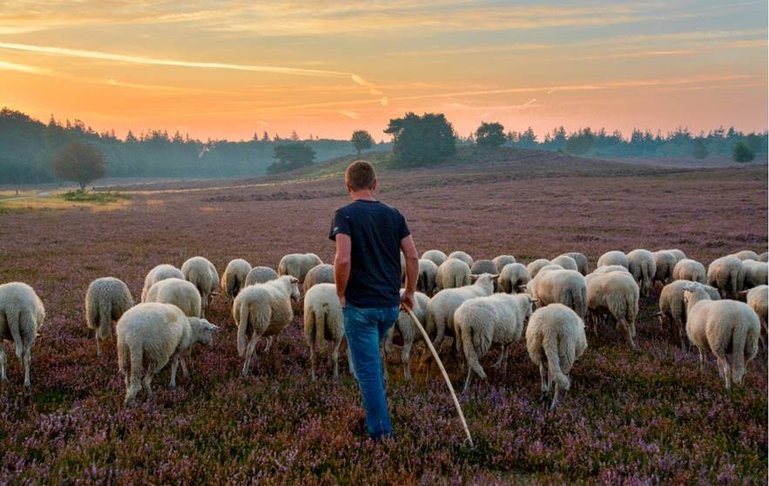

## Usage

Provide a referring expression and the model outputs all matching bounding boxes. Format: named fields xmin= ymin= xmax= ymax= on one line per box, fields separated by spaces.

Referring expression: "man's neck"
xmin=350 ymin=189 xmax=376 ymax=201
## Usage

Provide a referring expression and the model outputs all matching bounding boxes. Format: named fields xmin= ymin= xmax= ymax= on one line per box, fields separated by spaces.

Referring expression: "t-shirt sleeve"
xmin=396 ymin=210 xmax=410 ymax=240
xmin=329 ymin=209 xmax=351 ymax=241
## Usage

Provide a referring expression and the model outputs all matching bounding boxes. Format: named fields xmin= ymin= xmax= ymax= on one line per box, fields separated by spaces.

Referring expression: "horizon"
xmin=1 ymin=1 xmax=767 ymax=142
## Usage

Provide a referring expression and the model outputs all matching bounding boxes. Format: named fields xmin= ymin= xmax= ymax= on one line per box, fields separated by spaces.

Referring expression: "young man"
xmin=329 ymin=160 xmax=419 ymax=440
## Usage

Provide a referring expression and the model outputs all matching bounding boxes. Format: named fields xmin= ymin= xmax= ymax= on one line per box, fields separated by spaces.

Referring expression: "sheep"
xmin=0 ymin=282 xmax=45 ymax=388
xmin=597 ymin=251 xmax=628 ymax=269
xmin=245 ymin=266 xmax=279 ymax=286
xmin=447 ymin=250 xmax=473 ymax=267
xmin=652 ymin=250 xmax=678 ymax=287
xmin=745 ymin=285 xmax=767 ymax=345
xmin=492 ymin=255 xmax=517 ymax=273
xmin=435 ymin=258 xmax=471 ymax=292
xmin=417 ymin=259 xmax=439 ymax=296
xmin=221 ymin=259 xmax=251 ymax=300
xmin=85 ymin=277 xmax=134 ymax=357
xmin=498 ymin=263 xmax=531 ymax=294
xmin=303 ymin=264 xmax=334 ymax=293
xmin=667 ymin=249 xmax=687 ymax=263
xmin=758 ymin=252 xmax=768 ymax=262
xmin=145 ymin=278 xmax=202 ymax=318
xmin=707 ymin=255 xmax=746 ymax=299
xmin=592 ymin=265 xmax=630 ymax=275
xmin=562 ymin=252 xmax=589 ymax=275
xmin=303 ymin=283 xmax=351 ymax=381
xmin=116 ymin=302 xmax=219 ymax=405
xmin=526 ymin=259 xmax=552 ymax=279
xmin=454 ymin=293 xmax=532 ymax=392
xmin=527 ymin=268 xmax=587 ymax=318
xmin=525 ymin=303 xmax=587 ymax=410
xmin=181 ymin=256 xmax=219 ymax=318
xmin=550 ymin=255 xmax=578 ymax=272
xmin=683 ymin=284 xmax=760 ymax=389
xmin=232 ymin=276 xmax=300 ymax=377
xmin=425 ymin=273 xmax=497 ymax=354
xmin=742 ymin=260 xmax=768 ymax=288
xmin=658 ymin=280 xmax=720 ymax=350
xmin=733 ymin=250 xmax=759 ymax=261
xmin=627 ymin=249 xmax=656 ymax=297
xmin=470 ymin=259 xmax=497 ymax=275
xmin=384 ymin=290 xmax=430 ymax=381
xmin=585 ymin=271 xmax=639 ymax=351
xmin=672 ymin=258 xmax=707 ymax=284
xmin=278 ymin=253 xmax=323 ymax=283
xmin=421 ymin=249 xmax=448 ymax=268
xmin=141 ymin=264 xmax=184 ymax=302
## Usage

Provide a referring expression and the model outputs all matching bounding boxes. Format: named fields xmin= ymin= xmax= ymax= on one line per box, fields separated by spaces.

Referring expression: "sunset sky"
xmin=1 ymin=1 xmax=766 ymax=142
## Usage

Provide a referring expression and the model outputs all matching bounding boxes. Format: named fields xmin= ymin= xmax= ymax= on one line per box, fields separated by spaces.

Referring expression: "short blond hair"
xmin=345 ymin=160 xmax=376 ymax=191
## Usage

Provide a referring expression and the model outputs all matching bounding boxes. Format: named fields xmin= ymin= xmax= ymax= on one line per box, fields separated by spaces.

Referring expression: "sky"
xmin=0 ymin=1 xmax=766 ymax=142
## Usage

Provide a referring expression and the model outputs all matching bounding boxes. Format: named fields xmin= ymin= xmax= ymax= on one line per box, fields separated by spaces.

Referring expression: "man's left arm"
xmin=334 ymin=233 xmax=352 ymax=307
xmin=400 ymin=234 xmax=419 ymax=310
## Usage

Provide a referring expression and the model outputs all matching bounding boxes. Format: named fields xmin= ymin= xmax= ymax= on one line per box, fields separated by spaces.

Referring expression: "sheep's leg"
xmin=620 ymin=319 xmax=638 ymax=352
xmin=538 ymin=361 xmax=550 ymax=404
xmin=697 ymin=348 xmax=705 ymax=372
xmin=263 ymin=336 xmax=273 ymax=353
xmin=179 ymin=354 xmax=190 ymax=379
xmin=402 ymin=339 xmax=413 ymax=381
xmin=241 ymin=334 xmax=260 ymax=378
xmin=95 ymin=332 xmax=101 ymax=358
xmin=125 ymin=349 xmax=143 ymax=405
xmin=142 ymin=367 xmax=154 ymax=399
xmin=550 ymin=382 xmax=561 ymax=411
xmin=493 ymin=347 xmax=506 ymax=369
xmin=462 ymin=366 xmax=473 ymax=394
xmin=22 ymin=345 xmax=32 ymax=389
xmin=331 ymin=338 xmax=342 ymax=381
xmin=0 ymin=346 xmax=7 ymax=383
xmin=169 ymin=354 xmax=180 ymax=389
xmin=309 ymin=342 xmax=317 ymax=382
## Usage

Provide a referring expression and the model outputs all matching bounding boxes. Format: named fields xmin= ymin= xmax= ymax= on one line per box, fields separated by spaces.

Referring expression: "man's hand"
xmin=400 ymin=290 xmax=415 ymax=312
xmin=337 ymin=293 xmax=346 ymax=308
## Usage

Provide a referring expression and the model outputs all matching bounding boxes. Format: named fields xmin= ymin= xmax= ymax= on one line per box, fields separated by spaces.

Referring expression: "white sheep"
xmin=563 ymin=252 xmax=589 ymax=276
xmin=454 ymin=293 xmax=532 ymax=392
xmin=597 ymin=251 xmax=628 ymax=269
xmin=181 ymin=256 xmax=219 ymax=318
xmin=492 ymin=255 xmax=517 ymax=273
xmin=585 ymin=271 xmax=639 ymax=351
xmin=245 ymin=266 xmax=279 ymax=286
xmin=145 ymin=278 xmax=202 ymax=318
xmin=278 ymin=253 xmax=323 ymax=283
xmin=525 ymin=303 xmax=587 ymax=410
xmin=85 ymin=277 xmax=134 ymax=357
xmin=744 ymin=285 xmax=767 ymax=347
xmin=526 ymin=259 xmax=552 ymax=278
xmin=683 ymin=284 xmax=760 ymax=389
xmin=303 ymin=264 xmax=334 ymax=293
xmin=527 ymin=268 xmax=587 ymax=318
xmin=232 ymin=275 xmax=300 ymax=377
xmin=384 ymin=290 xmax=430 ymax=381
xmin=733 ymin=250 xmax=759 ymax=261
xmin=0 ymin=282 xmax=45 ymax=388
xmin=435 ymin=258 xmax=471 ymax=291
xmin=658 ymin=280 xmax=720 ymax=350
xmin=667 ymin=249 xmax=687 ymax=263
xmin=550 ymin=255 xmax=578 ymax=272
xmin=417 ymin=259 xmax=439 ymax=296
xmin=141 ymin=264 xmax=184 ymax=302
xmin=116 ymin=302 xmax=219 ymax=405
xmin=742 ymin=260 xmax=768 ymax=288
xmin=421 ymin=249 xmax=448 ymax=268
xmin=592 ymin=265 xmax=630 ymax=275
xmin=470 ymin=259 xmax=497 ymax=275
xmin=652 ymin=250 xmax=678 ymax=287
xmin=303 ymin=283 xmax=351 ymax=381
xmin=672 ymin=258 xmax=707 ymax=284
xmin=758 ymin=252 xmax=768 ymax=262
xmin=626 ymin=249 xmax=656 ymax=297
xmin=447 ymin=250 xmax=474 ymax=267
xmin=707 ymin=255 xmax=746 ymax=299
xmin=498 ymin=263 xmax=531 ymax=294
xmin=221 ymin=259 xmax=251 ymax=300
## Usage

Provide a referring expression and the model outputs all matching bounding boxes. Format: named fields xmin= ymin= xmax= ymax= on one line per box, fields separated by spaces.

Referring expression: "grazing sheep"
xmin=455 ymin=293 xmax=532 ymax=392
xmin=448 ymin=250 xmax=474 ymax=267
xmin=658 ymin=280 xmax=720 ymax=350
xmin=384 ymin=290 xmax=430 ymax=380
xmin=527 ymin=268 xmax=587 ymax=319
xmin=498 ymin=263 xmax=531 ymax=294
xmin=672 ymin=259 xmax=707 ymax=284
xmin=0 ymin=282 xmax=45 ymax=388
xmin=525 ymin=304 xmax=587 ymax=410
xmin=470 ymin=259 xmax=497 ymax=275
xmin=435 ymin=258 xmax=472 ymax=291
xmin=181 ymin=256 xmax=219 ymax=318
xmin=303 ymin=283 xmax=350 ymax=381
xmin=667 ymin=249 xmax=688 ymax=263
xmin=745 ymin=285 xmax=767 ymax=345
xmin=526 ymin=259 xmax=552 ymax=279
xmin=233 ymin=276 xmax=300 ymax=377
xmin=742 ymin=260 xmax=768 ymax=288
xmin=592 ymin=265 xmax=630 ymax=275
xmin=245 ymin=266 xmax=279 ymax=286
xmin=303 ymin=264 xmax=335 ymax=293
xmin=417 ymin=259 xmax=439 ymax=296
xmin=85 ymin=277 xmax=134 ymax=357
xmin=425 ymin=274 xmax=497 ymax=353
xmin=585 ymin=271 xmax=639 ymax=351
xmin=563 ymin=252 xmax=589 ymax=275
xmin=550 ymin=255 xmax=578 ymax=272
xmin=278 ymin=253 xmax=323 ymax=283
xmin=683 ymin=284 xmax=760 ymax=389
xmin=627 ymin=249 xmax=656 ymax=297
xmin=145 ymin=278 xmax=202 ymax=318
xmin=707 ymin=255 xmax=746 ymax=299
xmin=492 ymin=255 xmax=517 ymax=273
xmin=221 ymin=259 xmax=251 ymax=300
xmin=733 ymin=250 xmax=759 ymax=261
xmin=652 ymin=250 xmax=678 ymax=287
xmin=758 ymin=252 xmax=768 ymax=262
xmin=141 ymin=264 xmax=184 ymax=302
xmin=597 ymin=251 xmax=628 ymax=269
xmin=421 ymin=249 xmax=448 ymax=268
xmin=116 ymin=302 xmax=219 ymax=405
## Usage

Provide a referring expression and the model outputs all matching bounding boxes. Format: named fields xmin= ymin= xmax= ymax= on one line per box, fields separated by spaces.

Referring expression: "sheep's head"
xmin=189 ymin=317 xmax=220 ymax=346
xmin=288 ymin=277 xmax=301 ymax=301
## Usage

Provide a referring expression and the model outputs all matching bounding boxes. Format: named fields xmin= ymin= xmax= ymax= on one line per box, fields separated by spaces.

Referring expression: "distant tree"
xmin=351 ymin=130 xmax=374 ymax=155
xmin=692 ymin=138 xmax=708 ymax=159
xmin=51 ymin=141 xmax=106 ymax=190
xmin=384 ymin=112 xmax=456 ymax=167
xmin=475 ymin=122 xmax=506 ymax=148
xmin=564 ymin=128 xmax=594 ymax=156
xmin=517 ymin=127 xmax=537 ymax=148
xmin=290 ymin=130 xmax=300 ymax=141
xmin=262 ymin=131 xmax=270 ymax=142
xmin=733 ymin=141 xmax=755 ymax=163
xmin=268 ymin=142 xmax=316 ymax=173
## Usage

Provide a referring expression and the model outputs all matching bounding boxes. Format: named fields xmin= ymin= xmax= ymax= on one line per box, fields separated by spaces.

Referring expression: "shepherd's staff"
xmin=403 ymin=305 xmax=474 ymax=448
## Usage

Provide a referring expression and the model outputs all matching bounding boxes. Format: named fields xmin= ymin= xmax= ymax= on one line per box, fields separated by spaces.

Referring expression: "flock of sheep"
xmin=0 ymin=247 xmax=766 ymax=409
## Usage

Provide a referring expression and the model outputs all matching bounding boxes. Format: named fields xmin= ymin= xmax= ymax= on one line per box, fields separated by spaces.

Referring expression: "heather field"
xmin=0 ymin=151 xmax=767 ymax=484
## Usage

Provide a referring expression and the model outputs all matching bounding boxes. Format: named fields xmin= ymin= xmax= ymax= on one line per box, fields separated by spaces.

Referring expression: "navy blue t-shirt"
xmin=329 ymin=200 xmax=410 ymax=308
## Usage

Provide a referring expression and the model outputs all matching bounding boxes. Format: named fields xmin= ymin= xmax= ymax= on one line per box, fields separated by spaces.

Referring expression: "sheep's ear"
xmin=737 ymin=290 xmax=749 ymax=297
xmin=289 ymin=276 xmax=299 ymax=284
xmin=208 ymin=323 xmax=220 ymax=332
xmin=469 ymin=274 xmax=479 ymax=282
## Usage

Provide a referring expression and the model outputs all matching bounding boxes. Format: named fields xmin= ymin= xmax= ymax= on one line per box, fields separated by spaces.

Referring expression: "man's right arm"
xmin=334 ymin=233 xmax=352 ymax=307
xmin=400 ymin=234 xmax=419 ymax=311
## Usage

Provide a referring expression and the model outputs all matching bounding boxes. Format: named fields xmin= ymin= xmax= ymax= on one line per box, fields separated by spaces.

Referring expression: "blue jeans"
xmin=343 ymin=303 xmax=399 ymax=440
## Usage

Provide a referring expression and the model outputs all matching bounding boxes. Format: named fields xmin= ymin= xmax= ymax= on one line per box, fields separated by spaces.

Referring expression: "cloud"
xmin=0 ymin=59 xmax=50 ymax=74
xmin=338 ymin=110 xmax=359 ymax=119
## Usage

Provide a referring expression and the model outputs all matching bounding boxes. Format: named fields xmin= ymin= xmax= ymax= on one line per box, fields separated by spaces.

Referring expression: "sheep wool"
xmin=141 ymin=264 xmax=184 ymax=302
xmin=416 ymin=259 xmax=439 ymax=296
xmin=278 ymin=253 xmax=323 ymax=283
xmin=498 ymin=263 xmax=531 ymax=294
xmin=145 ymin=278 xmax=202 ymax=318
xmin=303 ymin=283 xmax=352 ymax=381
xmin=627 ymin=249 xmax=657 ymax=297
xmin=245 ymin=266 xmax=279 ymax=287
xmin=527 ymin=268 xmax=587 ymax=319
xmin=421 ymin=249 xmax=448 ymax=268
xmin=0 ymin=282 xmax=45 ymax=388
xmin=672 ymin=259 xmax=707 ymax=284
xmin=526 ymin=259 xmax=552 ymax=279
xmin=221 ymin=259 xmax=252 ymax=300
xmin=385 ymin=290 xmax=430 ymax=381
xmin=597 ymin=251 xmax=628 ymax=269
xmin=303 ymin=264 xmax=334 ymax=293
xmin=707 ymin=255 xmax=746 ymax=299
xmin=435 ymin=258 xmax=472 ymax=292
xmin=585 ymin=271 xmax=639 ymax=350
xmin=659 ymin=280 xmax=720 ymax=350
xmin=181 ymin=256 xmax=219 ymax=318
xmin=447 ymin=250 xmax=474 ymax=268
xmin=85 ymin=277 xmax=134 ymax=356
xmin=492 ymin=255 xmax=517 ymax=273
